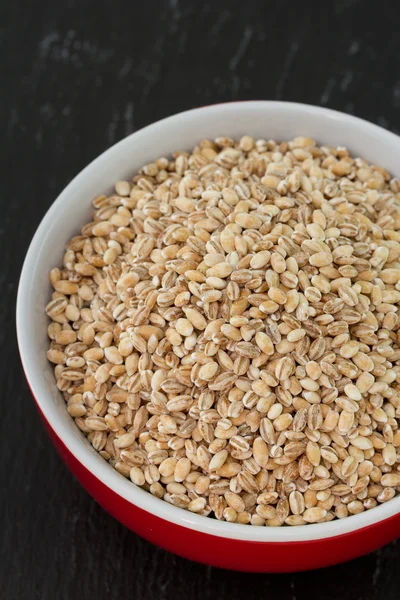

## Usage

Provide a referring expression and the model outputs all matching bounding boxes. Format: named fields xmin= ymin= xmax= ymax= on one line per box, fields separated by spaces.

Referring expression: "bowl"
xmin=17 ymin=101 xmax=400 ymax=572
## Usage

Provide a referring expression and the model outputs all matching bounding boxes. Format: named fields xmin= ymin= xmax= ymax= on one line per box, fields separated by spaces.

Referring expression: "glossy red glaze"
xmin=34 ymin=399 xmax=400 ymax=572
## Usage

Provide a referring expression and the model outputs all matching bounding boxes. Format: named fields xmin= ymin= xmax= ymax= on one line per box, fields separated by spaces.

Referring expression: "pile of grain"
xmin=46 ymin=135 xmax=400 ymax=525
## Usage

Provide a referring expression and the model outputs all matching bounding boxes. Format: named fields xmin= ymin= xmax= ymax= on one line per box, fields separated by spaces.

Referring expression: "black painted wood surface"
xmin=2 ymin=1 xmax=400 ymax=598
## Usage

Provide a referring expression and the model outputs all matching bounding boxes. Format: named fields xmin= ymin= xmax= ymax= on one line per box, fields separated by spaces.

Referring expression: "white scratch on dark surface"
xmin=40 ymin=102 xmax=53 ymax=117
xmin=205 ymin=565 xmax=212 ymax=585
xmin=290 ymin=580 xmax=297 ymax=600
xmin=124 ymin=102 xmax=134 ymax=135
xmin=119 ymin=57 xmax=133 ymax=79
xmin=373 ymin=549 xmax=382 ymax=585
xmin=230 ymin=73 xmax=241 ymax=95
xmin=212 ymin=75 xmax=227 ymax=95
xmin=140 ymin=64 xmax=159 ymax=105
xmin=168 ymin=0 xmax=182 ymax=34
xmin=320 ymin=77 xmax=336 ymax=105
xmin=340 ymin=71 xmax=354 ymax=91
xmin=7 ymin=106 xmax=19 ymax=136
xmin=38 ymin=29 xmax=113 ymax=64
xmin=169 ymin=0 xmax=181 ymax=15
xmin=108 ymin=111 xmax=120 ymax=144
xmin=393 ymin=81 xmax=400 ymax=107
xmin=348 ymin=40 xmax=360 ymax=55
xmin=229 ymin=26 xmax=253 ymax=71
xmin=137 ymin=32 xmax=166 ymax=105
xmin=39 ymin=31 xmax=59 ymax=57
xmin=209 ymin=9 xmax=231 ymax=37
xmin=276 ymin=40 xmax=300 ymax=99
xmin=61 ymin=29 xmax=76 ymax=61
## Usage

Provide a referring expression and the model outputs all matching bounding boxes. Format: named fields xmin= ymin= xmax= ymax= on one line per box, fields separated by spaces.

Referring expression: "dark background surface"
xmin=2 ymin=0 xmax=400 ymax=598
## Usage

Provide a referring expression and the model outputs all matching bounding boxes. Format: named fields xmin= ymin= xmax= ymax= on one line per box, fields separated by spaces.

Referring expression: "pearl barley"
xmin=47 ymin=135 xmax=400 ymax=526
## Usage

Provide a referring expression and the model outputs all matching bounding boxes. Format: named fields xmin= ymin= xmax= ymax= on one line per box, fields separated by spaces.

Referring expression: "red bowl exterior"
xmin=35 ymin=397 xmax=400 ymax=572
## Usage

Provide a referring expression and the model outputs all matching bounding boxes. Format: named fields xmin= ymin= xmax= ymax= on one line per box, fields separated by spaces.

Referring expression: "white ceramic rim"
xmin=17 ymin=101 xmax=400 ymax=542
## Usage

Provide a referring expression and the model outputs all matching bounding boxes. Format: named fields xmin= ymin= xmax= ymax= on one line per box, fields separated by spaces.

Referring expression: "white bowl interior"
xmin=17 ymin=101 xmax=400 ymax=542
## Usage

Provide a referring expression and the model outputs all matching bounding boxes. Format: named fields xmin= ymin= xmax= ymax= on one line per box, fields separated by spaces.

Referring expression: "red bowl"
xmin=17 ymin=102 xmax=400 ymax=572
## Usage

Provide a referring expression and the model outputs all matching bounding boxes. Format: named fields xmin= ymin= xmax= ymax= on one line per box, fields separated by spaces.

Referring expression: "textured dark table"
xmin=2 ymin=1 xmax=400 ymax=598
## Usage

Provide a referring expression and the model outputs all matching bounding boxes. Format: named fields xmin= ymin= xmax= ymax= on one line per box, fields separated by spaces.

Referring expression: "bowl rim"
xmin=17 ymin=100 xmax=400 ymax=543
